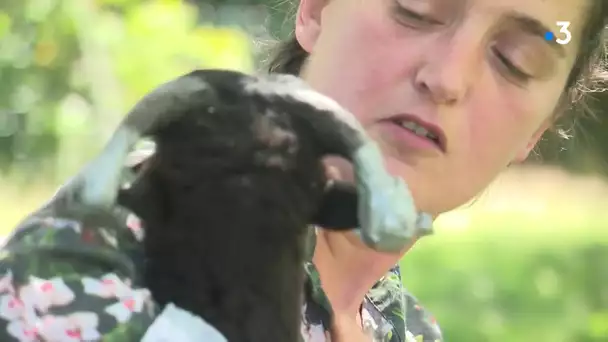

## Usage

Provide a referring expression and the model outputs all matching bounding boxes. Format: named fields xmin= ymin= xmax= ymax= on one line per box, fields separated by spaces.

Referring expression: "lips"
xmin=383 ymin=114 xmax=447 ymax=152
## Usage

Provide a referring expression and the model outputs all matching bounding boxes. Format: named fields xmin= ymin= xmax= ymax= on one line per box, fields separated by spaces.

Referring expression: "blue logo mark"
xmin=544 ymin=31 xmax=555 ymax=41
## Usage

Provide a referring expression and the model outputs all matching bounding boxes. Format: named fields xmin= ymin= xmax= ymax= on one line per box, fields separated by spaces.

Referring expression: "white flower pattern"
xmin=22 ymin=277 xmax=75 ymax=313
xmin=0 ymin=269 xmax=154 ymax=341
xmin=36 ymin=312 xmax=102 ymax=342
xmin=0 ymin=294 xmax=27 ymax=321
xmin=0 ymin=274 xmax=104 ymax=341
xmin=83 ymin=273 xmax=152 ymax=323
xmin=6 ymin=320 xmax=38 ymax=342
xmin=104 ymin=289 xmax=151 ymax=323
xmin=82 ymin=273 xmax=132 ymax=299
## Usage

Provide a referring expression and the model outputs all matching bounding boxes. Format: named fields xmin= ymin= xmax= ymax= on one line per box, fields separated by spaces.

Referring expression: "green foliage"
xmin=102 ymin=0 xmax=254 ymax=107
xmin=0 ymin=0 xmax=254 ymax=182
xmin=0 ymin=0 xmax=81 ymax=173
xmin=401 ymin=212 xmax=608 ymax=342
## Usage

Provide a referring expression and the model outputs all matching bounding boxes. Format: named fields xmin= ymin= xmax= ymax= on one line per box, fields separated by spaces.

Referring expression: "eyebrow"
xmin=503 ymin=11 xmax=567 ymax=58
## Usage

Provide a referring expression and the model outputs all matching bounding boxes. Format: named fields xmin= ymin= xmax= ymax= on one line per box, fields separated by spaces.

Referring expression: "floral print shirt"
xmin=0 ymin=161 xmax=443 ymax=342
xmin=302 ymin=251 xmax=442 ymax=342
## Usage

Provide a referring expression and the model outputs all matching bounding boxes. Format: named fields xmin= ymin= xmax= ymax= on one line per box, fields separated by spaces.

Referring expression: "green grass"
xmin=400 ymin=186 xmax=608 ymax=342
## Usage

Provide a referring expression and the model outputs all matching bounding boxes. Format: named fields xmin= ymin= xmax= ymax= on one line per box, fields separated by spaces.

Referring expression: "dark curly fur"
xmin=117 ymin=70 xmax=367 ymax=342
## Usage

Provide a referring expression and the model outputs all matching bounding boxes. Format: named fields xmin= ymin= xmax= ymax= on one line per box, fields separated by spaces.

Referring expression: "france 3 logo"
xmin=545 ymin=22 xmax=572 ymax=45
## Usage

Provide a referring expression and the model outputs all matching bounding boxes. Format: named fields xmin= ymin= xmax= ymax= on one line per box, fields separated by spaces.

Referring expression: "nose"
xmin=413 ymin=34 xmax=480 ymax=106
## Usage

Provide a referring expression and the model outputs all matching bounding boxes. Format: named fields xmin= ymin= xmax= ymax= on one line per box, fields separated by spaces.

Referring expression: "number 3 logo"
xmin=556 ymin=21 xmax=572 ymax=45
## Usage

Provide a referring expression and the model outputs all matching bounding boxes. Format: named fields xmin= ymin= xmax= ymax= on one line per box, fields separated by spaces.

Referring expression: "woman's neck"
xmin=311 ymin=229 xmax=416 ymax=317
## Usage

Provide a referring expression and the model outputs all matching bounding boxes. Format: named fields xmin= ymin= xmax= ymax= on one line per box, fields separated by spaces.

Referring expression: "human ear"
xmin=512 ymin=120 xmax=551 ymax=163
xmin=295 ymin=0 xmax=328 ymax=53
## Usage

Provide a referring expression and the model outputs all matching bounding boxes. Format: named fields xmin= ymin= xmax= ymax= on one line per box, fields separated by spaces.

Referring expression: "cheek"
xmin=439 ymin=84 xmax=551 ymax=210
xmin=306 ymin=8 xmax=405 ymax=121
xmin=467 ymin=101 xmax=523 ymax=166
xmin=463 ymin=85 xmax=549 ymax=169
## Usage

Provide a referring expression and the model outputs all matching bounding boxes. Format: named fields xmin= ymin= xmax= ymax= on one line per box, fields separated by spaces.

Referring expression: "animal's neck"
xmin=144 ymin=216 xmax=308 ymax=342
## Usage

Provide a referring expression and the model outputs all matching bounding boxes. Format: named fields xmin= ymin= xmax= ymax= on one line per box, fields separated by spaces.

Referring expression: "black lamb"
xmin=53 ymin=69 xmax=432 ymax=342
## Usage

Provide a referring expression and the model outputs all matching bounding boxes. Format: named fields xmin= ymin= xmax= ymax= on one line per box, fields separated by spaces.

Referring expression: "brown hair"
xmin=266 ymin=2 xmax=608 ymax=131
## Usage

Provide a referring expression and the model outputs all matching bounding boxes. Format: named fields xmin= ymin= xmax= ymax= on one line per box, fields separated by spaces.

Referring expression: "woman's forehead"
xmin=366 ymin=0 xmax=589 ymax=25
xmin=474 ymin=0 xmax=590 ymax=57
xmin=352 ymin=0 xmax=590 ymax=59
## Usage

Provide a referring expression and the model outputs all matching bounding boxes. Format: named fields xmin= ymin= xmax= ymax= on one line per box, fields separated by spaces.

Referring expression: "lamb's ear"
xmin=312 ymin=180 xmax=358 ymax=230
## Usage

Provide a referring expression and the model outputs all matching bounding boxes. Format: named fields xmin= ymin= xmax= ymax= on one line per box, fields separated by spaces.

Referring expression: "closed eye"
xmin=392 ymin=2 xmax=443 ymax=27
xmin=491 ymin=47 xmax=533 ymax=83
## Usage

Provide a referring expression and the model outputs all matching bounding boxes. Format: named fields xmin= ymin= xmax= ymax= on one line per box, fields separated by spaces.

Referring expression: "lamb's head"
xmin=69 ymin=69 xmax=432 ymax=256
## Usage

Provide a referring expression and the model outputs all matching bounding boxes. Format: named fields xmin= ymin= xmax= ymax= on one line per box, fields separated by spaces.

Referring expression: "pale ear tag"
xmin=141 ymin=303 xmax=227 ymax=342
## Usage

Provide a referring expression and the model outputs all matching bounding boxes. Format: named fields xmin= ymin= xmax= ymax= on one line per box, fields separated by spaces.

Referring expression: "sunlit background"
xmin=1 ymin=0 xmax=607 ymax=341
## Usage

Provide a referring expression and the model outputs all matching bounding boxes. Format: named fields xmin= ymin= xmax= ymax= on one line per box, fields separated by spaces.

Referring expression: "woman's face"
xmin=296 ymin=0 xmax=588 ymax=216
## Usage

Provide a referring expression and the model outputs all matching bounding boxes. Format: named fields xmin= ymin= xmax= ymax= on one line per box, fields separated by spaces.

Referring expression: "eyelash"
xmin=491 ymin=47 xmax=533 ymax=83
xmin=391 ymin=2 xmax=439 ymax=27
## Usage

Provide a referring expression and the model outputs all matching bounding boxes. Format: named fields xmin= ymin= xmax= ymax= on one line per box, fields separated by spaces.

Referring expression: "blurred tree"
xmin=0 ymin=0 xmax=254 ymax=183
xmin=0 ymin=0 xmax=82 ymax=179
